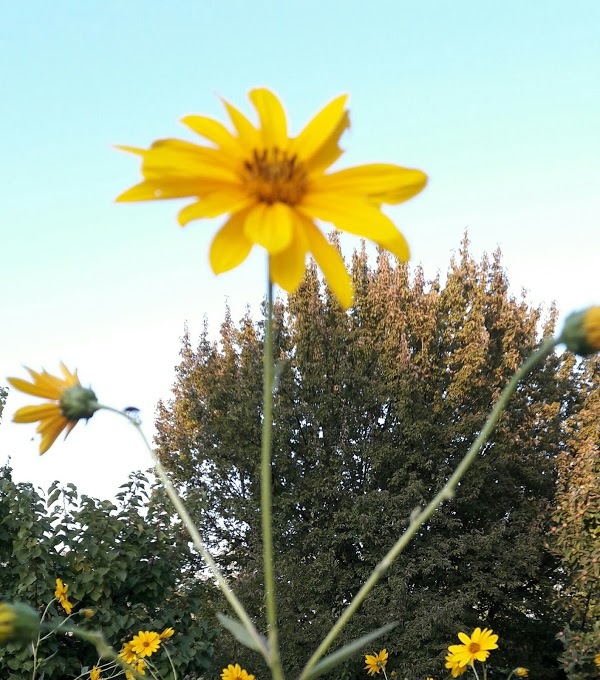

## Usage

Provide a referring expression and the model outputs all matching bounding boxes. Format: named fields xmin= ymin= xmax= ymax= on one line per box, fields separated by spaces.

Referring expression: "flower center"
xmin=468 ymin=642 xmax=481 ymax=654
xmin=242 ymin=147 xmax=307 ymax=205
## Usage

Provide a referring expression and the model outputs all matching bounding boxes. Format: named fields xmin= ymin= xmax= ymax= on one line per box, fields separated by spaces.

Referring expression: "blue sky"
xmin=1 ymin=1 xmax=598 ymax=499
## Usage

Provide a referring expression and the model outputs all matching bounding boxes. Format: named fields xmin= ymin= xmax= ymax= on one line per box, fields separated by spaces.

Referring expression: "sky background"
xmin=1 ymin=1 xmax=598 ymax=500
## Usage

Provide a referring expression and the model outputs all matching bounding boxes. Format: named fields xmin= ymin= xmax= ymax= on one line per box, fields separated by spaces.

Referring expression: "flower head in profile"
xmin=562 ymin=306 xmax=600 ymax=356
xmin=221 ymin=663 xmax=255 ymax=680
xmin=7 ymin=364 xmax=99 ymax=455
xmin=90 ymin=666 xmax=101 ymax=680
xmin=0 ymin=602 xmax=40 ymax=643
xmin=514 ymin=669 xmax=529 ymax=678
xmin=444 ymin=652 xmax=468 ymax=677
xmin=159 ymin=626 xmax=175 ymax=639
xmin=117 ymin=88 xmax=427 ymax=309
xmin=595 ymin=652 xmax=600 ymax=668
xmin=130 ymin=630 xmax=161 ymax=658
xmin=364 ymin=649 xmax=388 ymax=676
xmin=0 ymin=603 xmax=17 ymax=643
xmin=448 ymin=627 xmax=499 ymax=667
xmin=54 ymin=578 xmax=73 ymax=615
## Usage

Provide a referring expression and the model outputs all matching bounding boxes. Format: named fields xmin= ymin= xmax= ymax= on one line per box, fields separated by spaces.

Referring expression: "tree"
xmin=0 ymin=466 xmax=215 ymax=679
xmin=155 ymin=236 xmax=588 ymax=679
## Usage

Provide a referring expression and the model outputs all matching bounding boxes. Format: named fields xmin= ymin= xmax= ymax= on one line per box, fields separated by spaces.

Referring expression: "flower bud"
xmin=60 ymin=386 xmax=100 ymax=422
xmin=514 ymin=668 xmax=529 ymax=678
xmin=561 ymin=306 xmax=600 ymax=356
xmin=0 ymin=602 xmax=40 ymax=643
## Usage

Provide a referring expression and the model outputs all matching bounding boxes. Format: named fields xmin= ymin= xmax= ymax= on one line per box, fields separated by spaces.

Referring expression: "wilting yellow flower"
xmin=89 ymin=666 xmax=101 ymax=680
xmin=448 ymin=627 xmax=499 ymax=667
xmin=514 ymin=669 xmax=529 ymax=677
xmin=221 ymin=663 xmax=256 ymax=680
xmin=54 ymin=578 xmax=73 ymax=615
xmin=159 ymin=626 xmax=175 ymax=639
xmin=445 ymin=652 xmax=468 ymax=677
xmin=562 ymin=306 xmax=600 ymax=356
xmin=364 ymin=649 xmax=388 ymax=676
xmin=117 ymin=88 xmax=427 ymax=309
xmin=8 ymin=364 xmax=99 ymax=454
xmin=0 ymin=603 xmax=17 ymax=643
xmin=130 ymin=630 xmax=161 ymax=658
xmin=119 ymin=640 xmax=138 ymax=664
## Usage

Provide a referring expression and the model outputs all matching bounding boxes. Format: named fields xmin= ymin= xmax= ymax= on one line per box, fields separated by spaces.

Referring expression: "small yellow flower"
xmin=117 ymin=88 xmax=427 ymax=309
xmin=159 ymin=626 xmax=175 ymax=639
xmin=445 ymin=652 xmax=468 ymax=677
xmin=119 ymin=640 xmax=138 ymax=664
xmin=81 ymin=608 xmax=95 ymax=618
xmin=0 ymin=603 xmax=17 ymax=643
xmin=7 ymin=364 xmax=99 ymax=454
xmin=90 ymin=666 xmax=101 ymax=680
xmin=54 ymin=578 xmax=74 ymax=615
xmin=448 ymin=627 xmax=499 ymax=667
xmin=595 ymin=652 xmax=600 ymax=668
xmin=126 ymin=658 xmax=146 ymax=679
xmin=514 ymin=669 xmax=528 ymax=678
xmin=130 ymin=630 xmax=161 ymax=658
xmin=364 ymin=649 xmax=388 ymax=676
xmin=221 ymin=663 xmax=255 ymax=680
xmin=562 ymin=306 xmax=600 ymax=356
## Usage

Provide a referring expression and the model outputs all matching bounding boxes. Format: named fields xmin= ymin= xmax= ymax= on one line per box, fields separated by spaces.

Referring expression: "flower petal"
xmin=269 ymin=214 xmax=308 ymax=293
xmin=291 ymin=95 xmax=349 ymax=173
xmin=180 ymin=115 xmax=243 ymax=156
xmin=298 ymin=193 xmax=410 ymax=261
xmin=177 ymin=189 xmax=253 ymax=225
xmin=37 ymin=414 xmax=68 ymax=455
xmin=13 ymin=403 xmax=62 ymax=423
xmin=209 ymin=210 xmax=253 ymax=274
xmin=315 ymin=164 xmax=428 ymax=205
xmin=7 ymin=375 xmax=61 ymax=400
xmin=303 ymin=220 xmax=353 ymax=309
xmin=116 ymin=180 xmax=210 ymax=202
xmin=243 ymin=202 xmax=294 ymax=254
xmin=221 ymin=98 xmax=261 ymax=151
xmin=249 ymin=88 xmax=288 ymax=149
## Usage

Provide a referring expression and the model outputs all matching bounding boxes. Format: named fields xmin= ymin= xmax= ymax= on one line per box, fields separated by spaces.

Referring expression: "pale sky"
xmin=1 ymin=1 xmax=598 ymax=500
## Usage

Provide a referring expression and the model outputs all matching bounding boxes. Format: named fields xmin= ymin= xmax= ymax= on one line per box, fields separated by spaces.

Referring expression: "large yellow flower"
xmin=221 ymin=663 xmax=255 ymax=680
xmin=130 ymin=630 xmax=161 ymax=658
xmin=364 ymin=649 xmax=388 ymax=676
xmin=54 ymin=578 xmax=73 ymax=615
xmin=448 ymin=627 xmax=499 ymax=667
xmin=119 ymin=640 xmax=138 ymax=665
xmin=0 ymin=603 xmax=17 ymax=643
xmin=7 ymin=364 xmax=99 ymax=455
xmin=117 ymin=88 xmax=427 ymax=309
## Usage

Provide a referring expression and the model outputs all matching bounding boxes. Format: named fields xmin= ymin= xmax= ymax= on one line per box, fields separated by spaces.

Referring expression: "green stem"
xmin=299 ymin=336 xmax=558 ymax=680
xmin=262 ymin=278 xmax=284 ymax=680
xmin=471 ymin=662 xmax=481 ymax=680
xmin=98 ymin=405 xmax=269 ymax=662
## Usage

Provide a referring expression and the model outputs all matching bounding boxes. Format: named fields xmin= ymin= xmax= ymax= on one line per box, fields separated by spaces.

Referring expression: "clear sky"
xmin=1 ymin=1 xmax=598 ymax=499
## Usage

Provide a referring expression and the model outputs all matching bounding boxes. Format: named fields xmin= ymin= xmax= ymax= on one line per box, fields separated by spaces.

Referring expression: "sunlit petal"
xmin=269 ymin=215 xmax=308 ymax=292
xmin=243 ymin=202 xmax=294 ymax=254
xmin=178 ymin=190 xmax=253 ymax=225
xmin=249 ymin=88 xmax=288 ymax=149
xmin=210 ymin=211 xmax=254 ymax=274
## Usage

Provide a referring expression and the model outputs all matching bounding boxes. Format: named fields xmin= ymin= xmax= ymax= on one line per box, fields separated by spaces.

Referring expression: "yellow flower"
xmin=448 ymin=627 xmax=499 ymax=667
xmin=0 ymin=602 xmax=40 ymax=643
xmin=514 ymin=669 xmax=528 ymax=677
xmin=364 ymin=649 xmax=388 ymax=676
xmin=7 ymin=364 xmax=99 ymax=454
xmin=54 ymin=578 xmax=74 ymax=615
xmin=81 ymin=608 xmax=95 ymax=618
xmin=159 ymin=626 xmax=175 ymax=639
xmin=117 ymin=88 xmax=427 ymax=309
xmin=119 ymin=640 xmax=138 ymax=664
xmin=562 ymin=306 xmax=600 ymax=356
xmin=595 ymin=652 xmax=600 ymax=668
xmin=90 ymin=666 xmax=101 ymax=680
xmin=444 ymin=652 xmax=468 ymax=677
xmin=130 ymin=630 xmax=161 ymax=658
xmin=0 ymin=603 xmax=17 ymax=643
xmin=221 ymin=663 xmax=255 ymax=680
xmin=126 ymin=658 xmax=146 ymax=679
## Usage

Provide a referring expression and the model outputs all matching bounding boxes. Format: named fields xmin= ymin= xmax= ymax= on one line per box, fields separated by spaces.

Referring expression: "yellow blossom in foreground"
xmin=448 ymin=627 xmax=499 ymax=667
xmin=595 ymin=652 xmax=600 ymax=668
xmin=445 ymin=652 xmax=468 ymax=677
xmin=562 ymin=306 xmax=600 ymax=356
xmin=54 ymin=578 xmax=73 ymax=615
xmin=90 ymin=666 xmax=101 ymax=680
xmin=159 ymin=626 xmax=175 ymax=639
xmin=364 ymin=649 xmax=388 ymax=676
xmin=130 ymin=630 xmax=161 ymax=658
xmin=7 ymin=364 xmax=99 ymax=454
xmin=117 ymin=88 xmax=427 ymax=309
xmin=221 ymin=663 xmax=255 ymax=680
xmin=0 ymin=603 xmax=17 ymax=643
xmin=514 ymin=669 xmax=528 ymax=677
xmin=81 ymin=608 xmax=95 ymax=618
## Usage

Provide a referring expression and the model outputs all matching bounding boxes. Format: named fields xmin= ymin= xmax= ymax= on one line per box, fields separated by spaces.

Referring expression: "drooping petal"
xmin=291 ymin=95 xmax=349 ymax=173
xmin=7 ymin=376 xmax=61 ymax=400
xmin=298 ymin=194 xmax=410 ymax=261
xmin=269 ymin=214 xmax=308 ymax=293
xmin=38 ymin=414 xmax=68 ymax=455
xmin=249 ymin=88 xmax=288 ymax=149
xmin=141 ymin=139 xmax=239 ymax=180
xmin=13 ymin=403 xmax=62 ymax=423
xmin=315 ymin=164 xmax=428 ymax=204
xmin=180 ymin=115 xmax=243 ymax=156
xmin=209 ymin=211 xmax=254 ymax=274
xmin=243 ymin=202 xmax=294 ymax=254
xmin=303 ymin=220 xmax=353 ymax=309
xmin=221 ymin=98 xmax=261 ymax=151
xmin=177 ymin=189 xmax=253 ymax=225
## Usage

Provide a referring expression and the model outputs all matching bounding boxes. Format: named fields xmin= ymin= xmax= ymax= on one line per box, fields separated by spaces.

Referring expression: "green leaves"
xmin=217 ymin=613 xmax=269 ymax=655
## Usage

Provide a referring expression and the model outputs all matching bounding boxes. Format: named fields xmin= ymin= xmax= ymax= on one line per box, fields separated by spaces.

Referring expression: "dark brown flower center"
xmin=242 ymin=147 xmax=307 ymax=205
xmin=468 ymin=642 xmax=481 ymax=653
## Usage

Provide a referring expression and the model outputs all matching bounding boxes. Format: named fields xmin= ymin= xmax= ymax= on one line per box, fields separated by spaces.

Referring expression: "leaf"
xmin=304 ymin=621 xmax=399 ymax=680
xmin=217 ymin=613 xmax=269 ymax=655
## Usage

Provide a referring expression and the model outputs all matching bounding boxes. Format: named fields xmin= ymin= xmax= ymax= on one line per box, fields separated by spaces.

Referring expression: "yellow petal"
xmin=315 ymin=164 xmax=428 ymax=204
xmin=269 ymin=215 xmax=308 ymax=292
xmin=209 ymin=210 xmax=254 ymax=274
xmin=116 ymin=180 xmax=205 ymax=202
xmin=243 ymin=202 xmax=294 ymax=254
xmin=13 ymin=403 xmax=62 ymax=423
xmin=177 ymin=190 xmax=253 ymax=225
xmin=221 ymin=98 xmax=261 ymax=151
xmin=7 ymin=376 xmax=61 ymax=400
xmin=303 ymin=220 xmax=353 ymax=309
xmin=140 ymin=139 xmax=239 ymax=180
xmin=249 ymin=88 xmax=288 ymax=149
xmin=180 ymin=115 xmax=243 ymax=156
xmin=38 ymin=415 xmax=68 ymax=455
xmin=298 ymin=194 xmax=410 ymax=261
xmin=291 ymin=95 xmax=349 ymax=173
